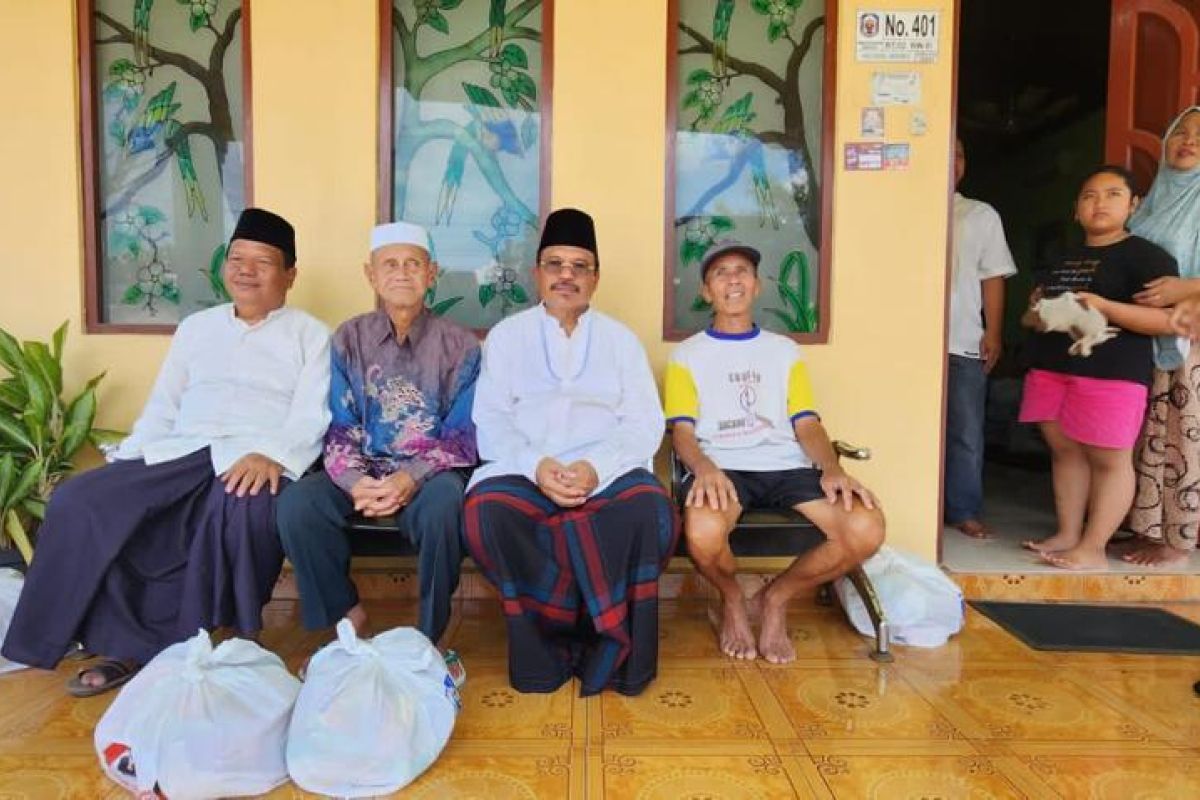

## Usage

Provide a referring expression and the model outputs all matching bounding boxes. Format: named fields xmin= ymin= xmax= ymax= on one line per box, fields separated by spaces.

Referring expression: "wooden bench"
xmin=344 ymin=441 xmax=892 ymax=662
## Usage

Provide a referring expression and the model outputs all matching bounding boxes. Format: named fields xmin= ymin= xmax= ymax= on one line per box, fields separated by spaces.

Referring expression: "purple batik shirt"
xmin=323 ymin=308 xmax=480 ymax=493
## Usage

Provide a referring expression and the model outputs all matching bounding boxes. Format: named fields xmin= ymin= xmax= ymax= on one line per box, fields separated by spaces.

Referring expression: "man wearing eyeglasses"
xmin=276 ymin=221 xmax=479 ymax=647
xmin=465 ymin=208 xmax=679 ymax=697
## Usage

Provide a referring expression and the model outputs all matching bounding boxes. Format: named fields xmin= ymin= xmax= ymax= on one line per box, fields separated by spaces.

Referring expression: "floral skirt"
xmin=1130 ymin=348 xmax=1200 ymax=551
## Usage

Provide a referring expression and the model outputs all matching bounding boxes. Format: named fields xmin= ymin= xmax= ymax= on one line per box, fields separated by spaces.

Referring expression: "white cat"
xmin=1034 ymin=291 xmax=1119 ymax=357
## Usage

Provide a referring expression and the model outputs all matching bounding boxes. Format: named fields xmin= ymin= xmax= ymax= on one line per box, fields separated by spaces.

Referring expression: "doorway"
xmin=943 ymin=0 xmax=1110 ymax=572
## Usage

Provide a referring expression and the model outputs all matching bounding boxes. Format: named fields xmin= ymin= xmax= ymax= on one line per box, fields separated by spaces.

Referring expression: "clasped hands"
xmin=351 ymin=471 xmax=417 ymax=517
xmin=535 ymin=458 xmax=599 ymax=507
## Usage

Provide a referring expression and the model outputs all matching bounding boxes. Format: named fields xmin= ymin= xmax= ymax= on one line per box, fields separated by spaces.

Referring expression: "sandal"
xmin=67 ymin=658 xmax=139 ymax=698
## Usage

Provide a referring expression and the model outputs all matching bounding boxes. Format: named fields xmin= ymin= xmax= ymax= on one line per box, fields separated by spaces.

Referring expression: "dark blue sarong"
xmin=464 ymin=468 xmax=679 ymax=697
xmin=2 ymin=448 xmax=286 ymax=668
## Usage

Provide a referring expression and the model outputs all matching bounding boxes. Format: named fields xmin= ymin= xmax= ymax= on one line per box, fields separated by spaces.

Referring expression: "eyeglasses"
xmin=538 ymin=258 xmax=597 ymax=278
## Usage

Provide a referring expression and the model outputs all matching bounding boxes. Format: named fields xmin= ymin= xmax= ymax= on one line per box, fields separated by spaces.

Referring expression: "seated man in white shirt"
xmin=465 ymin=208 xmax=679 ymax=697
xmin=2 ymin=208 xmax=331 ymax=695
xmin=664 ymin=241 xmax=885 ymax=664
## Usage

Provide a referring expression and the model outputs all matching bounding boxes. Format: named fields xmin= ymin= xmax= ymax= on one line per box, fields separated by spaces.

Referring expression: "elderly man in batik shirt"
xmin=277 ymin=221 xmax=479 ymax=644
xmin=3 ymin=208 xmax=331 ymax=696
xmin=466 ymin=208 xmax=679 ymax=697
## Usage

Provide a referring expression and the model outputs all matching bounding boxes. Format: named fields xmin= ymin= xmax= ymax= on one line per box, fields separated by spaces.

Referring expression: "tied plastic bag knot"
xmin=181 ymin=629 xmax=213 ymax=682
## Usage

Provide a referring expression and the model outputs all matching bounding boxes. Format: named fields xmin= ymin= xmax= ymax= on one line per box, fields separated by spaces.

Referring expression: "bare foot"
xmin=1022 ymin=532 xmax=1081 ymax=554
xmin=1121 ymin=542 xmax=1191 ymax=568
xmin=1039 ymin=546 xmax=1109 ymax=571
xmin=715 ymin=598 xmax=757 ymax=659
xmin=757 ymin=598 xmax=796 ymax=665
xmin=953 ymin=519 xmax=993 ymax=540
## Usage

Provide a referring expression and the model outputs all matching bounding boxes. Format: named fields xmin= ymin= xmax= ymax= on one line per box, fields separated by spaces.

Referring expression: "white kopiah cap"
xmin=370 ymin=221 xmax=432 ymax=255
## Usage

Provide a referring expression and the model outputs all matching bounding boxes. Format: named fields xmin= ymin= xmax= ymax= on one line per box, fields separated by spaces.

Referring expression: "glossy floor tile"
xmin=3 ymin=598 xmax=1200 ymax=797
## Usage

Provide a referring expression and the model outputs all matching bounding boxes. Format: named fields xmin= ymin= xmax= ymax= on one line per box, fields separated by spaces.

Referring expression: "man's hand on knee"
xmin=687 ymin=462 xmax=738 ymax=511
xmin=221 ymin=453 xmax=284 ymax=497
xmin=819 ymin=468 xmax=878 ymax=512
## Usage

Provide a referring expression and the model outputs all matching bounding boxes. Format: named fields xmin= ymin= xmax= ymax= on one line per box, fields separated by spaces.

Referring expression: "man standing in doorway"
xmin=946 ymin=137 xmax=1018 ymax=539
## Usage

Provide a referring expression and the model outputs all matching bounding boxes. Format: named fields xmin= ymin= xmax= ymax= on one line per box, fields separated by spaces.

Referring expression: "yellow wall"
xmin=0 ymin=0 xmax=953 ymax=559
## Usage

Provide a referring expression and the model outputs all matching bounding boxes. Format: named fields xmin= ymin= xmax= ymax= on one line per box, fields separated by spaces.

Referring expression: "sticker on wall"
xmin=861 ymin=107 xmax=885 ymax=138
xmin=844 ymin=143 xmax=884 ymax=171
xmin=910 ymin=109 xmax=929 ymax=136
xmin=884 ymin=143 xmax=911 ymax=170
xmin=856 ymin=10 xmax=940 ymax=63
xmin=871 ymin=71 xmax=921 ymax=105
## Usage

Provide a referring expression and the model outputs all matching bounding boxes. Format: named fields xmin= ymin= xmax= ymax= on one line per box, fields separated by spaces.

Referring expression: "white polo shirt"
xmin=949 ymin=192 xmax=1017 ymax=359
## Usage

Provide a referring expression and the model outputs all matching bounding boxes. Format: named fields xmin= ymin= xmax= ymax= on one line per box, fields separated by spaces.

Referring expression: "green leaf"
xmin=508 ymin=283 xmax=529 ymax=304
xmin=22 ymin=409 xmax=45 ymax=453
xmin=682 ymin=91 xmax=702 ymax=111
xmin=122 ymin=284 xmax=146 ymax=305
xmin=501 ymin=86 xmax=520 ymax=108
xmin=680 ymin=239 xmax=708 ymax=266
xmin=439 ymin=0 xmax=464 ymax=8
xmin=462 ymin=82 xmax=502 ymax=108
xmin=0 ymin=327 xmax=26 ymax=374
xmin=427 ymin=9 xmax=449 ymax=33
xmin=21 ymin=498 xmax=46 ymax=521
xmin=88 ymin=428 xmax=127 ymax=448
xmin=690 ymin=295 xmax=713 ymax=312
xmin=0 ymin=454 xmax=14 ymax=510
xmin=768 ymin=20 xmax=787 ymax=42
xmin=5 ymin=509 xmax=32 ymax=566
xmin=777 ymin=280 xmax=805 ymax=316
xmin=686 ymin=69 xmax=714 ymax=86
xmin=0 ymin=416 xmax=34 ymax=452
xmin=8 ymin=460 xmax=41 ymax=508
xmin=162 ymin=284 xmax=181 ymax=304
xmin=109 ymin=229 xmax=141 ymax=258
xmin=19 ymin=368 xmax=51 ymax=427
xmin=136 ymin=205 xmax=166 ymax=225
xmin=479 ymin=283 xmax=497 ymax=308
xmin=0 ymin=380 xmax=26 ymax=411
xmin=709 ymin=215 xmax=735 ymax=233
xmin=520 ymin=116 xmax=538 ymax=150
xmin=513 ymin=72 xmax=537 ymax=100
xmin=430 ymin=296 xmax=464 ymax=316
xmin=51 ymin=321 xmax=67 ymax=362
xmin=501 ymin=43 xmax=528 ymax=68
xmin=61 ymin=388 xmax=98 ymax=459
xmin=108 ymin=58 xmax=136 ymax=78
xmin=24 ymin=342 xmax=62 ymax=397
xmin=752 ymin=0 xmax=772 ymax=13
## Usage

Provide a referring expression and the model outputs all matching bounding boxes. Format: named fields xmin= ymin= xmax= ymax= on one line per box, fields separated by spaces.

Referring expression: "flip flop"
xmin=67 ymin=659 xmax=139 ymax=698
xmin=61 ymin=642 xmax=95 ymax=662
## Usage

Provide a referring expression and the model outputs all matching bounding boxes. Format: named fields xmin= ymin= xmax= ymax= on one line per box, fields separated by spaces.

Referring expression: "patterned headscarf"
xmin=1129 ymin=106 xmax=1200 ymax=370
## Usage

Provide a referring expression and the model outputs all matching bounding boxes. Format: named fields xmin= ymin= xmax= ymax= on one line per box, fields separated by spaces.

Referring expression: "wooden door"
xmin=1106 ymin=0 xmax=1200 ymax=192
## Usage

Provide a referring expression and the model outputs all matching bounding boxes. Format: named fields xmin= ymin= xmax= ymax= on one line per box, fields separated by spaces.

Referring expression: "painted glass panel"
xmin=670 ymin=0 xmax=828 ymax=338
xmin=387 ymin=0 xmax=548 ymax=328
xmin=89 ymin=0 xmax=248 ymax=325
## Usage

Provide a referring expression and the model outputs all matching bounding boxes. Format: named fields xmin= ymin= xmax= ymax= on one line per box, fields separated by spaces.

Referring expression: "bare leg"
xmin=685 ymin=504 xmax=756 ymax=659
xmin=753 ymin=502 xmax=885 ymax=664
xmin=345 ymin=603 xmax=371 ymax=637
xmin=1024 ymin=421 xmax=1090 ymax=553
xmin=1043 ymin=444 xmax=1132 ymax=571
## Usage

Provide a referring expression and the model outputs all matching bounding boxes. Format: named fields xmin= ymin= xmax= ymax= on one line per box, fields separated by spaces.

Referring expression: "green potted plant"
xmin=0 ymin=322 xmax=122 ymax=566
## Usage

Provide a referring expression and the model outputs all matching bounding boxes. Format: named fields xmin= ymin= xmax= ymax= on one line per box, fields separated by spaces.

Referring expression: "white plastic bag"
xmin=287 ymin=619 xmax=460 ymax=798
xmin=834 ymin=546 xmax=964 ymax=647
xmin=0 ymin=567 xmax=29 ymax=675
xmin=94 ymin=630 xmax=300 ymax=799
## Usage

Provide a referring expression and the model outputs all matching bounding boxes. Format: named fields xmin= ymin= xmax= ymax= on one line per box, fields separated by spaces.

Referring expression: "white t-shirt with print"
xmin=949 ymin=193 xmax=1018 ymax=358
xmin=664 ymin=326 xmax=817 ymax=471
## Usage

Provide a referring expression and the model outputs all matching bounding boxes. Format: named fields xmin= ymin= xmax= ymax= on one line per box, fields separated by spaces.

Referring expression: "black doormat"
xmin=969 ymin=601 xmax=1200 ymax=654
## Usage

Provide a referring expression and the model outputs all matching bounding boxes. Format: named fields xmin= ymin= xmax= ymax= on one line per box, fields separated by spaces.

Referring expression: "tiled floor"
xmin=3 ymin=598 xmax=1200 ymax=797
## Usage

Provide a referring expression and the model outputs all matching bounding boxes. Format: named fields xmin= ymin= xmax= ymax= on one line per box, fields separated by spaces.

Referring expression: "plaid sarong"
xmin=464 ymin=468 xmax=679 ymax=696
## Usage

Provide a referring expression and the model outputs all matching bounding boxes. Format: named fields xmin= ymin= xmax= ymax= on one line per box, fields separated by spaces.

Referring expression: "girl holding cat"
xmin=1019 ymin=165 xmax=1177 ymax=569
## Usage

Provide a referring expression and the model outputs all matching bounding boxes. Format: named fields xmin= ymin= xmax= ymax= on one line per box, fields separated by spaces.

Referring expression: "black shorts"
xmin=683 ymin=468 xmax=825 ymax=510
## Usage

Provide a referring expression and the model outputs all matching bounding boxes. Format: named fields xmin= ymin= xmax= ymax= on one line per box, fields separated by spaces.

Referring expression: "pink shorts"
xmin=1018 ymin=369 xmax=1148 ymax=449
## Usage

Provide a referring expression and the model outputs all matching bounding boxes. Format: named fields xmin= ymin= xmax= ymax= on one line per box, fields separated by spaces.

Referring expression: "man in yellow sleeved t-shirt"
xmin=664 ymin=241 xmax=886 ymax=665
